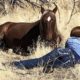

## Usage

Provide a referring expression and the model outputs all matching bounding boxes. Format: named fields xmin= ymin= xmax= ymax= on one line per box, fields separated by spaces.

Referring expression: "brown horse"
xmin=0 ymin=21 xmax=40 ymax=55
xmin=40 ymin=5 xmax=62 ymax=47
xmin=70 ymin=26 xmax=80 ymax=37
xmin=0 ymin=4 xmax=62 ymax=55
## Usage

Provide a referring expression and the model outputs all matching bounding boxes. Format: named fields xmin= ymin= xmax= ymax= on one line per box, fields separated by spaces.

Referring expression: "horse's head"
xmin=40 ymin=4 xmax=58 ymax=42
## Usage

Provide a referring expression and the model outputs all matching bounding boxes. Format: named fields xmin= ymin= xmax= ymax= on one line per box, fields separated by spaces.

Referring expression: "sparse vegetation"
xmin=0 ymin=0 xmax=80 ymax=80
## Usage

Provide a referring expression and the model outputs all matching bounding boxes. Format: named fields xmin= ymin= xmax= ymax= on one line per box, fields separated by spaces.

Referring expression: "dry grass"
xmin=0 ymin=0 xmax=80 ymax=80
xmin=0 ymin=50 xmax=80 ymax=80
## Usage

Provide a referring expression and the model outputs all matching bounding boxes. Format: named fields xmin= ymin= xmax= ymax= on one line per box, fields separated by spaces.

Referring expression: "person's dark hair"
xmin=70 ymin=26 xmax=80 ymax=37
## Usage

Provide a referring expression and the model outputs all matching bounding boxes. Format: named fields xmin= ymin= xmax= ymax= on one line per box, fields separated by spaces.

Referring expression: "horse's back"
xmin=4 ymin=21 xmax=40 ymax=39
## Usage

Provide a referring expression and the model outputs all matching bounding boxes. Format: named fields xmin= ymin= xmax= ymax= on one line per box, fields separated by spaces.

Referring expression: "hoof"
xmin=13 ymin=48 xmax=31 ymax=56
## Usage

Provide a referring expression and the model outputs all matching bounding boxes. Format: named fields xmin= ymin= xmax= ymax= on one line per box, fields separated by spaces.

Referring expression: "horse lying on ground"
xmin=0 ymin=21 xmax=40 ymax=55
xmin=0 ymin=4 xmax=62 ymax=55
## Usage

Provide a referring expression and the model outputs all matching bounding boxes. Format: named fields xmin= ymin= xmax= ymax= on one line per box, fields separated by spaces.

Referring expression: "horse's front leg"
xmin=0 ymin=38 xmax=6 ymax=50
xmin=13 ymin=46 xmax=22 ymax=55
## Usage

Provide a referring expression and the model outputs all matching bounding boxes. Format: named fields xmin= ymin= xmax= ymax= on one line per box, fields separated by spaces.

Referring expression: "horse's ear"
xmin=41 ymin=6 xmax=45 ymax=14
xmin=53 ymin=4 xmax=58 ymax=13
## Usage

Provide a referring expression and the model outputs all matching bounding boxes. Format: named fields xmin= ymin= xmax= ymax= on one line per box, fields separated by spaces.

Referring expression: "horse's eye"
xmin=51 ymin=18 xmax=56 ymax=22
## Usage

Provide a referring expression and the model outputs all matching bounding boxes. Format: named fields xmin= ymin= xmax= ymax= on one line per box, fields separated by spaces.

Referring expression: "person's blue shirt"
xmin=66 ymin=37 xmax=80 ymax=61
